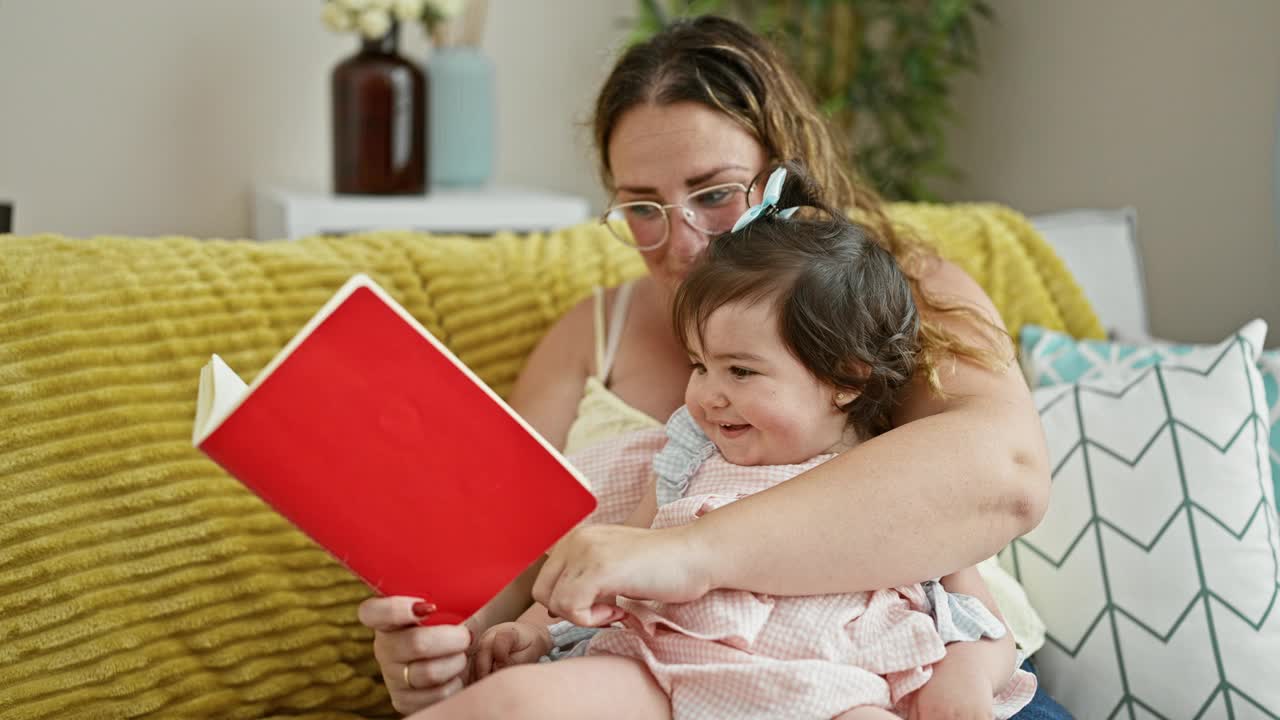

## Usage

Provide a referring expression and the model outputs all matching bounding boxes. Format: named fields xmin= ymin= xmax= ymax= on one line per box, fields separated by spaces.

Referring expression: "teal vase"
xmin=427 ymin=47 xmax=495 ymax=188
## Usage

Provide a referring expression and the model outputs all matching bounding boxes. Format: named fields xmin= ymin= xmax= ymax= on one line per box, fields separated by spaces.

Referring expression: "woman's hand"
xmin=357 ymin=596 xmax=476 ymax=715
xmin=471 ymin=621 xmax=554 ymax=681
xmin=532 ymin=523 xmax=714 ymax=627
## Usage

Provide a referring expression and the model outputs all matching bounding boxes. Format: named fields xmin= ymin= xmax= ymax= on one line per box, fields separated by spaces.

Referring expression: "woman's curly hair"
xmin=673 ymin=162 xmax=919 ymax=438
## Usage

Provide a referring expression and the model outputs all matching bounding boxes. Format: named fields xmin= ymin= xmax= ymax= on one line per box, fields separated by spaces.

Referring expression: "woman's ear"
xmin=832 ymin=388 xmax=860 ymax=410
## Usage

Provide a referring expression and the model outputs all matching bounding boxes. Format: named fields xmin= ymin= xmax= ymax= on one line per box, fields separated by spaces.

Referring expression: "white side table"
xmin=252 ymin=186 xmax=593 ymax=240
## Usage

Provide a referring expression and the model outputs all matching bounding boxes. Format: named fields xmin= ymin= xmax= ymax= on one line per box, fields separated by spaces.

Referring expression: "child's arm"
xmin=910 ymin=565 xmax=1018 ymax=719
xmin=937 ymin=565 xmax=1018 ymax=691
xmin=622 ymin=474 xmax=659 ymax=529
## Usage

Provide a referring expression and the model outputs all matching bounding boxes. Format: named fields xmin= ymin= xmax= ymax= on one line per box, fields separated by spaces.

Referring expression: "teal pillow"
xmin=1021 ymin=324 xmax=1280 ymax=511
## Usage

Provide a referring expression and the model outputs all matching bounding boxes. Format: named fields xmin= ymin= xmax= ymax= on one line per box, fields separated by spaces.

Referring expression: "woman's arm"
xmin=691 ymin=260 xmax=1050 ymax=595
xmin=505 ymin=297 xmax=596 ymax=452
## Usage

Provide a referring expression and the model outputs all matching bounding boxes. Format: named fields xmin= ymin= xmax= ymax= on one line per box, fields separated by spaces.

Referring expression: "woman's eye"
xmin=691 ymin=188 xmax=733 ymax=208
xmin=624 ymin=205 xmax=661 ymax=221
xmin=729 ymin=366 xmax=755 ymax=378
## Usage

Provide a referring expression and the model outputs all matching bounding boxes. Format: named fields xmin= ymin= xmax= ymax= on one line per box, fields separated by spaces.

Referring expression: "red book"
xmin=192 ymin=274 xmax=596 ymax=626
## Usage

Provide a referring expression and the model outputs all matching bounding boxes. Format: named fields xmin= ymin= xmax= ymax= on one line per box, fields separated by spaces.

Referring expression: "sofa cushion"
xmin=1022 ymin=324 xmax=1280 ymax=512
xmin=0 ymin=205 xmax=1099 ymax=718
xmin=1011 ymin=321 xmax=1280 ymax=717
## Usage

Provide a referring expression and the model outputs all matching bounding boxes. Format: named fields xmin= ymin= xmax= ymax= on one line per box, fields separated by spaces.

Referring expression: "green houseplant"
xmin=630 ymin=0 xmax=992 ymax=201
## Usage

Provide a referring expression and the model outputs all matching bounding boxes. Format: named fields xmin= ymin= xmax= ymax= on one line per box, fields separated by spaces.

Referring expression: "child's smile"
xmin=708 ymin=420 xmax=753 ymax=446
xmin=683 ymin=298 xmax=853 ymax=466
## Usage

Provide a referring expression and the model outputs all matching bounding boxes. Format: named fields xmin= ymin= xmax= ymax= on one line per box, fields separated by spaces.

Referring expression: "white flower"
xmin=356 ymin=8 xmax=393 ymax=39
xmin=425 ymin=0 xmax=466 ymax=19
xmin=366 ymin=0 xmax=395 ymax=11
xmin=392 ymin=0 xmax=425 ymax=22
xmin=339 ymin=0 xmax=373 ymax=12
xmin=321 ymin=2 xmax=354 ymax=32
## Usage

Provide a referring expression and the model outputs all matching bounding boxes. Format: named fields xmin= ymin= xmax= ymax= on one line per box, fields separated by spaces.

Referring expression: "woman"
xmin=360 ymin=16 xmax=1066 ymax=718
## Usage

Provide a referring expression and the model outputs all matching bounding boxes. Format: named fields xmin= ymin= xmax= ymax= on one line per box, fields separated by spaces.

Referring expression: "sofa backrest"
xmin=0 ymin=205 xmax=1101 ymax=718
xmin=1030 ymin=207 xmax=1147 ymax=338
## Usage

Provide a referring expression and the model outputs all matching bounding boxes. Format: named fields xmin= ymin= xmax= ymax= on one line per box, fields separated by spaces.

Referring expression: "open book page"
xmin=192 ymin=354 xmax=249 ymax=446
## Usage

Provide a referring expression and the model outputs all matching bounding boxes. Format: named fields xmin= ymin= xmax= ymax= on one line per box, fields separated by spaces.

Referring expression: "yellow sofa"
xmin=0 ymin=205 xmax=1102 ymax=719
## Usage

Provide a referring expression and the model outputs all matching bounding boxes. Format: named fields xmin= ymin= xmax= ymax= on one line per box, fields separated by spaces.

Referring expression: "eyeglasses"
xmin=601 ymin=181 xmax=752 ymax=251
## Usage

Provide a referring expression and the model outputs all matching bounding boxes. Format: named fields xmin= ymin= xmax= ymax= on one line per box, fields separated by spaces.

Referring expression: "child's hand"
xmin=471 ymin=622 xmax=553 ymax=681
xmin=909 ymin=653 xmax=994 ymax=720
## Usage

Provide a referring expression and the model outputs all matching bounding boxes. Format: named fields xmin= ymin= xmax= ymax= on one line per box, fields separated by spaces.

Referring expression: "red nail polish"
xmin=412 ymin=602 xmax=436 ymax=617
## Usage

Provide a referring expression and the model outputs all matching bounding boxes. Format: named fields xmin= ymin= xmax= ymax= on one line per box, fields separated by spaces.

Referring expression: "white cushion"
xmin=1008 ymin=319 xmax=1279 ymax=718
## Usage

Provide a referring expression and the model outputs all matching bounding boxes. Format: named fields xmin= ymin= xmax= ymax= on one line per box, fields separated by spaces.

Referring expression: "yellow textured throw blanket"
xmin=0 ymin=205 xmax=1102 ymax=719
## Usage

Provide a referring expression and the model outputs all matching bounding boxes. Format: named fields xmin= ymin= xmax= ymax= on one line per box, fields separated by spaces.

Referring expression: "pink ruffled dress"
xmin=561 ymin=407 xmax=1037 ymax=720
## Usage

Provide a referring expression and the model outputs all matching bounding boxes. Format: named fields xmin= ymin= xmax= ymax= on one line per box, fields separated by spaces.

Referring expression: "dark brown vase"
xmin=331 ymin=23 xmax=427 ymax=195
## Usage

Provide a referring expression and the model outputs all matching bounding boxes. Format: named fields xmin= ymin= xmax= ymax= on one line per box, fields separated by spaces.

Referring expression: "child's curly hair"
xmin=673 ymin=161 xmax=920 ymax=438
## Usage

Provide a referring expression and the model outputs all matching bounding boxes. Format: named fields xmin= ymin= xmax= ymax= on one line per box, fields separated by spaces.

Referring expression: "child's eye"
xmin=729 ymin=366 xmax=755 ymax=378
xmin=689 ymin=362 xmax=707 ymax=374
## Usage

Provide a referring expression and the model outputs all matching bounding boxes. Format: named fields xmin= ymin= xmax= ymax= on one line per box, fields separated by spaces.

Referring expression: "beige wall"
xmin=942 ymin=0 xmax=1280 ymax=343
xmin=0 ymin=0 xmax=628 ymax=239
xmin=2 ymin=1 xmax=1276 ymax=341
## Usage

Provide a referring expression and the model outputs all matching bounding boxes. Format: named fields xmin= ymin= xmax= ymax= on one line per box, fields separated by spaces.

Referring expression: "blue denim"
xmin=1010 ymin=658 xmax=1074 ymax=719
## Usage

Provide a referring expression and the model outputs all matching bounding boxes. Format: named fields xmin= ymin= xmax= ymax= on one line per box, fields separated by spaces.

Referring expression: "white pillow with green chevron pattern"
xmin=1019 ymin=323 xmax=1280 ymax=513
xmin=1005 ymin=319 xmax=1279 ymax=718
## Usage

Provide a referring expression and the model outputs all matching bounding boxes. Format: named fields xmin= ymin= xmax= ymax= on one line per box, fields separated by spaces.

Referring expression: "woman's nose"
xmin=667 ymin=208 xmax=710 ymax=263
